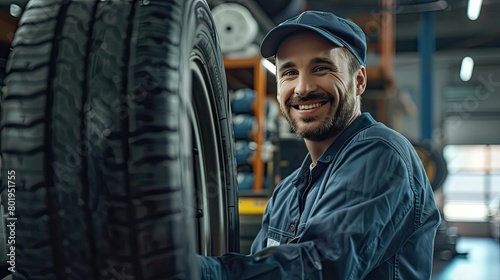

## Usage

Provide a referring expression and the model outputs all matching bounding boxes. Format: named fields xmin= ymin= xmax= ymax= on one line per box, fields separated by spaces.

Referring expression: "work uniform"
xmin=199 ymin=112 xmax=441 ymax=279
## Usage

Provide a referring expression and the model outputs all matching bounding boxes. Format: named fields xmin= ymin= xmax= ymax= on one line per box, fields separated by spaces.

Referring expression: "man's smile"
xmin=291 ymin=101 xmax=329 ymax=110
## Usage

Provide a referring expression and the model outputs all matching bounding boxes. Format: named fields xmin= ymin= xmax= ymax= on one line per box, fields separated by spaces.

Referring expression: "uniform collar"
xmin=292 ymin=113 xmax=377 ymax=185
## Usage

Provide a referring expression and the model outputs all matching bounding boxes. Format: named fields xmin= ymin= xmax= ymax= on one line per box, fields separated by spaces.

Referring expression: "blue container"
xmin=235 ymin=141 xmax=257 ymax=164
xmin=265 ymin=99 xmax=280 ymax=140
xmin=231 ymin=88 xmax=256 ymax=114
xmin=232 ymin=114 xmax=256 ymax=139
xmin=237 ymin=172 xmax=254 ymax=191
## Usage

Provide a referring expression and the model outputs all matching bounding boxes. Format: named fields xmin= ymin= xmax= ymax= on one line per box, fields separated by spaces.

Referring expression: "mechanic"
xmin=198 ymin=10 xmax=441 ymax=279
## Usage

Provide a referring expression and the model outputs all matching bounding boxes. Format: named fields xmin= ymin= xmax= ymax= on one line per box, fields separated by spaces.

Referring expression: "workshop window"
xmin=442 ymin=145 xmax=500 ymax=221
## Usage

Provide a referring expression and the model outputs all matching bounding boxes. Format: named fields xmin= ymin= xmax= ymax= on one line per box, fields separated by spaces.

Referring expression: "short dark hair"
xmin=339 ymin=47 xmax=362 ymax=75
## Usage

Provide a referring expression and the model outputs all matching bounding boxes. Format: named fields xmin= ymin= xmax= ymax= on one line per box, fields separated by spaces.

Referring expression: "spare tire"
xmin=411 ymin=140 xmax=448 ymax=192
xmin=0 ymin=0 xmax=238 ymax=279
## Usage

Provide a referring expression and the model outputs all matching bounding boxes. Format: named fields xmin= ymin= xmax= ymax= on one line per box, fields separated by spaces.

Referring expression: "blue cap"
xmin=260 ymin=11 xmax=367 ymax=66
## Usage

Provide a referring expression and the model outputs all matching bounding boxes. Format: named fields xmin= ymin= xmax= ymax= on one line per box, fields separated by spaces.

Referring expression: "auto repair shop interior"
xmin=0 ymin=0 xmax=499 ymax=279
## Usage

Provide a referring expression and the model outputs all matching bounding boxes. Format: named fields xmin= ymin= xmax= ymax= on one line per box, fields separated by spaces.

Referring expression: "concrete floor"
xmin=432 ymin=237 xmax=500 ymax=280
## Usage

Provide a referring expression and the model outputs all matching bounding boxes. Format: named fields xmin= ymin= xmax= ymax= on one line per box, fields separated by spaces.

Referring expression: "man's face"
xmin=275 ymin=32 xmax=364 ymax=141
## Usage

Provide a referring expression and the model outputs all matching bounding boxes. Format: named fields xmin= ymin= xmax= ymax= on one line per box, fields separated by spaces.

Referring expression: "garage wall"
xmin=391 ymin=49 xmax=500 ymax=145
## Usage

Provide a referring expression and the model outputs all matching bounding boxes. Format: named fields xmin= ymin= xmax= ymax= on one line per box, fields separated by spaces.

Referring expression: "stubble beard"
xmin=281 ymin=86 xmax=357 ymax=141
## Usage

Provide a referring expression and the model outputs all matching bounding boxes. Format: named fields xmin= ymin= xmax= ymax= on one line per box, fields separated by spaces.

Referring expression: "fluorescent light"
xmin=467 ymin=0 xmax=483 ymax=20
xmin=261 ymin=59 xmax=276 ymax=75
xmin=460 ymin=56 xmax=474 ymax=82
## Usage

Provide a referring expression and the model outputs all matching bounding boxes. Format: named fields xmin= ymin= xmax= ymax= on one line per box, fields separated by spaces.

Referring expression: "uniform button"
xmin=290 ymin=223 xmax=295 ymax=231
xmin=326 ymin=155 xmax=332 ymax=161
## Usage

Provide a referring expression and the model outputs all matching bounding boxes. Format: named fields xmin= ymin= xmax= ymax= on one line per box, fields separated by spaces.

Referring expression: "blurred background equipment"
xmin=212 ymin=3 xmax=259 ymax=55
xmin=209 ymin=0 xmax=306 ymax=58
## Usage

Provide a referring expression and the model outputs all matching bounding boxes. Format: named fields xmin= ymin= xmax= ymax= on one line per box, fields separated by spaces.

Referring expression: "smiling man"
xmin=274 ymin=30 xmax=365 ymax=161
xmin=198 ymin=11 xmax=441 ymax=280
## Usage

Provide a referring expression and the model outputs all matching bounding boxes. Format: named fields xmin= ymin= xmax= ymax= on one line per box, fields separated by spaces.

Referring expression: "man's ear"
xmin=356 ymin=66 xmax=367 ymax=96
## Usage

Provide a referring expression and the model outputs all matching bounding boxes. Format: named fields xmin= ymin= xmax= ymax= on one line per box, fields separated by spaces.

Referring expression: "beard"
xmin=281 ymin=83 xmax=357 ymax=141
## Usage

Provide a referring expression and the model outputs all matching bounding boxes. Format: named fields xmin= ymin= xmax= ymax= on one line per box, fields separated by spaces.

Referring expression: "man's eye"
xmin=314 ymin=66 xmax=329 ymax=72
xmin=282 ymin=70 xmax=297 ymax=76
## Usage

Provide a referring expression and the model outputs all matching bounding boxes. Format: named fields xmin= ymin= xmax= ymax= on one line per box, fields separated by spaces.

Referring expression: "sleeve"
xmin=198 ymin=140 xmax=418 ymax=280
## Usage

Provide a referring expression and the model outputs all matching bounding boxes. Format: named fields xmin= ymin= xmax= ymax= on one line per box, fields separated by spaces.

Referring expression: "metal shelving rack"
xmin=224 ymin=57 xmax=267 ymax=192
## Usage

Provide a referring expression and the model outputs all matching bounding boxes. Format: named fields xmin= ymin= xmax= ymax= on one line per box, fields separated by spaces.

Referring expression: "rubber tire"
xmin=411 ymin=140 xmax=448 ymax=192
xmin=0 ymin=0 xmax=238 ymax=279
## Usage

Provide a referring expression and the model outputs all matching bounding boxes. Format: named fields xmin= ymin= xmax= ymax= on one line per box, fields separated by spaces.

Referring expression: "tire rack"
xmin=224 ymin=57 xmax=266 ymax=192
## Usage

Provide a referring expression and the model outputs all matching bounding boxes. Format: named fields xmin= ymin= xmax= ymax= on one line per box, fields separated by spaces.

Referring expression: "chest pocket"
xmin=266 ymin=226 xmax=295 ymax=247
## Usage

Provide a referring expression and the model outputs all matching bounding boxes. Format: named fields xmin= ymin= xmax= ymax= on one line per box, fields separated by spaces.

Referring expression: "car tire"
xmin=0 ymin=0 xmax=238 ymax=279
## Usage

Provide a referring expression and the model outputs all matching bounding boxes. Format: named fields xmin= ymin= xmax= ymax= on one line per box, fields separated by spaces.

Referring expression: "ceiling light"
xmin=261 ymin=59 xmax=276 ymax=75
xmin=467 ymin=0 xmax=483 ymax=20
xmin=460 ymin=57 xmax=474 ymax=82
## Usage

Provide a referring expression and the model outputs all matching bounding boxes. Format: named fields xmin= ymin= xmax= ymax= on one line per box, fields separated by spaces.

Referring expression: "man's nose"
xmin=294 ymin=74 xmax=317 ymax=96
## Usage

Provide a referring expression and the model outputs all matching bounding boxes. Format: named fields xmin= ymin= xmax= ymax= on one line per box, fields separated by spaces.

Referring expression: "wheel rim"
xmin=188 ymin=56 xmax=229 ymax=256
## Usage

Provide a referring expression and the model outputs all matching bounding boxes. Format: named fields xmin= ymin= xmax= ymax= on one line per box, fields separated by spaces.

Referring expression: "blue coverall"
xmin=199 ymin=113 xmax=441 ymax=279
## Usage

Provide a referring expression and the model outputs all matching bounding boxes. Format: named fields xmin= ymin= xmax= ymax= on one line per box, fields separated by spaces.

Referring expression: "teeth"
xmin=298 ymin=103 xmax=323 ymax=110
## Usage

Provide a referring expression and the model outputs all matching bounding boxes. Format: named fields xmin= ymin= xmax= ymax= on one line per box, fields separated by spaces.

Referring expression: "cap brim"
xmin=260 ymin=24 xmax=345 ymax=58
